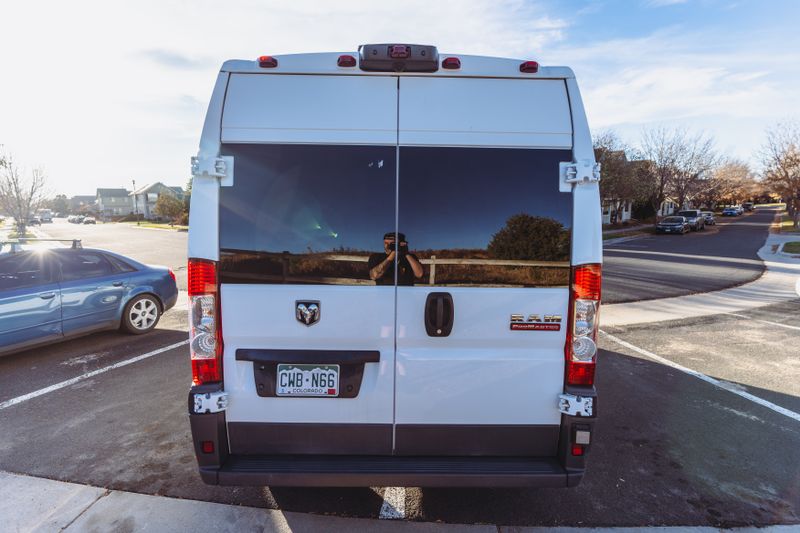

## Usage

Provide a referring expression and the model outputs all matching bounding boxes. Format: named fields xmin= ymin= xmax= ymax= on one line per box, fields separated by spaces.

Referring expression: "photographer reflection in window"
xmin=368 ymin=232 xmax=423 ymax=286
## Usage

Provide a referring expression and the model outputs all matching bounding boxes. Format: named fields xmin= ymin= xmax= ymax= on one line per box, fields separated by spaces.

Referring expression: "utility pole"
xmin=132 ymin=179 xmax=139 ymax=225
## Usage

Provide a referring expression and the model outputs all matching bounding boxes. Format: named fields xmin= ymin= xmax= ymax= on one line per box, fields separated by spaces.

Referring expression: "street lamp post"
xmin=132 ymin=179 xmax=139 ymax=225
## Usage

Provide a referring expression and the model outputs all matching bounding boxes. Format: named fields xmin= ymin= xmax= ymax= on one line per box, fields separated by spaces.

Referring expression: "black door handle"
xmin=424 ymin=292 xmax=454 ymax=337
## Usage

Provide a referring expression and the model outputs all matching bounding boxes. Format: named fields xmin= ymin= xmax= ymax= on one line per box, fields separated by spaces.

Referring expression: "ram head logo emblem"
xmin=295 ymin=301 xmax=321 ymax=326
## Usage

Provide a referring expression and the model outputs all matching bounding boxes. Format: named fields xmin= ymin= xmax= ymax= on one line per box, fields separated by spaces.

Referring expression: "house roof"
xmin=96 ymin=188 xmax=130 ymax=197
xmin=130 ymin=182 xmax=184 ymax=196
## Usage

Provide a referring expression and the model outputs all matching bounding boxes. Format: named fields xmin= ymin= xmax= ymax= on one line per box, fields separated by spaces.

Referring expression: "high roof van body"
xmin=188 ymin=45 xmax=601 ymax=487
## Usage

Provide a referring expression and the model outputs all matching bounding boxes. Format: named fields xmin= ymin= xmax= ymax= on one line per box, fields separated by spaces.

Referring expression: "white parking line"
xmin=724 ymin=312 xmax=800 ymax=331
xmin=379 ymin=486 xmax=406 ymax=519
xmin=0 ymin=340 xmax=189 ymax=411
xmin=600 ymin=330 xmax=800 ymax=423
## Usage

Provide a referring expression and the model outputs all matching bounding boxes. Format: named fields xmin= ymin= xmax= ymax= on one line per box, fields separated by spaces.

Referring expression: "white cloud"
xmin=0 ymin=0 xmax=796 ymax=192
xmin=544 ymin=28 xmax=800 ymax=161
xmin=0 ymin=0 xmax=567 ymax=195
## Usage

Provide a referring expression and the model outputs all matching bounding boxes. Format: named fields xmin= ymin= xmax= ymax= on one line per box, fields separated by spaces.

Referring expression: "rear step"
xmin=202 ymin=455 xmax=574 ymax=487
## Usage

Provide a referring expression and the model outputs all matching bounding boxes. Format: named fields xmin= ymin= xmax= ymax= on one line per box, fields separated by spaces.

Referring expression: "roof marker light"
xmin=337 ymin=54 xmax=357 ymax=67
xmin=519 ymin=60 xmax=539 ymax=73
xmin=258 ymin=55 xmax=278 ymax=68
xmin=441 ymin=57 xmax=461 ymax=70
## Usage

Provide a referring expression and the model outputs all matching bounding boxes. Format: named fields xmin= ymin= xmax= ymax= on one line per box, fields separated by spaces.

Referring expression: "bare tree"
xmin=670 ymin=132 xmax=716 ymax=209
xmin=709 ymin=159 xmax=755 ymax=206
xmin=760 ymin=121 xmax=800 ymax=228
xmin=594 ymin=130 xmax=655 ymax=224
xmin=0 ymin=153 xmax=47 ymax=236
xmin=639 ymin=127 xmax=681 ymax=217
xmin=639 ymin=127 xmax=715 ymax=216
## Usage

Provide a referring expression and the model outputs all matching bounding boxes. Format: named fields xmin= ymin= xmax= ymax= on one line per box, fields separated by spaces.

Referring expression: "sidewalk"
xmin=2 ymin=472 xmax=798 ymax=533
xmin=601 ymin=233 xmax=800 ymax=327
xmin=602 ymin=223 xmax=650 ymax=236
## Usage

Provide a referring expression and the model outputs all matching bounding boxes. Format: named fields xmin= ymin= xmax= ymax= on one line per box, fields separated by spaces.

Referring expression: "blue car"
xmin=0 ymin=243 xmax=178 ymax=356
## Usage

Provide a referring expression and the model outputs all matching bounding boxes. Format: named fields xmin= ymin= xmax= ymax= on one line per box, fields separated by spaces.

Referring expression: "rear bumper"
xmin=199 ymin=454 xmax=581 ymax=488
xmin=188 ymin=385 xmax=596 ymax=488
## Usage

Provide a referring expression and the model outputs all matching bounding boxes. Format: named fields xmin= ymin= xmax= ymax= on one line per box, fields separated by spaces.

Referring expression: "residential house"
xmin=96 ymin=188 xmax=133 ymax=217
xmin=657 ymin=199 xmax=694 ymax=217
xmin=130 ymin=182 xmax=184 ymax=219
xmin=602 ymin=200 xmax=632 ymax=225
xmin=68 ymin=195 xmax=96 ymax=214
xmin=599 ymin=151 xmax=647 ymax=225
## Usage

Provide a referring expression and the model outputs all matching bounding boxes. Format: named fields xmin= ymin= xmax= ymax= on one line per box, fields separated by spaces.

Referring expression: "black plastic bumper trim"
xmin=204 ymin=454 xmax=573 ymax=487
xmin=395 ymin=424 xmax=559 ymax=456
xmin=228 ymin=422 xmax=392 ymax=455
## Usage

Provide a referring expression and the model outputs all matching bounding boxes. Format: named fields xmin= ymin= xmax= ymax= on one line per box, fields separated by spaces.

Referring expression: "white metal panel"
xmin=188 ymin=72 xmax=228 ymax=261
xmin=399 ymin=78 xmax=572 ymax=147
xmin=222 ymin=285 xmax=395 ymax=424
xmin=395 ymin=287 xmax=568 ymax=425
xmin=221 ymin=74 xmax=397 ymax=145
xmin=565 ymin=77 xmax=603 ymax=265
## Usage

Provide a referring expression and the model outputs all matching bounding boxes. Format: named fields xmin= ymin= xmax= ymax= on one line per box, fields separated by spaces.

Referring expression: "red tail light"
xmin=441 ymin=57 xmax=461 ymax=70
xmin=168 ymin=269 xmax=176 ymax=283
xmin=337 ymin=54 xmax=357 ymax=67
xmin=258 ymin=55 xmax=278 ymax=68
xmin=565 ymin=264 xmax=601 ymax=386
xmin=188 ymin=259 xmax=222 ymax=385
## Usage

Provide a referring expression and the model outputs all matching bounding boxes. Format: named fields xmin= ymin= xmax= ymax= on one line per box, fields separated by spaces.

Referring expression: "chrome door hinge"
xmin=558 ymin=393 xmax=594 ymax=417
xmin=560 ymin=160 xmax=601 ymax=185
xmin=191 ymin=155 xmax=234 ymax=186
xmin=193 ymin=391 xmax=228 ymax=414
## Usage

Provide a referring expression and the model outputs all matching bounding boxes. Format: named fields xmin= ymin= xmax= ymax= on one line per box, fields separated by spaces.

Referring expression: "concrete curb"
xmin=777 ymin=241 xmax=800 ymax=258
xmin=603 ymin=233 xmax=650 ymax=245
xmin=2 ymin=472 xmax=798 ymax=532
xmin=601 ymin=233 xmax=800 ymax=327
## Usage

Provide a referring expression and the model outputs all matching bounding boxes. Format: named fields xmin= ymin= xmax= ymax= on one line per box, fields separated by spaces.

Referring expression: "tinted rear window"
xmin=399 ymin=147 xmax=571 ymax=287
xmin=219 ymin=144 xmax=395 ymax=285
xmin=57 ymin=251 xmax=116 ymax=281
xmin=219 ymin=144 xmax=571 ymax=287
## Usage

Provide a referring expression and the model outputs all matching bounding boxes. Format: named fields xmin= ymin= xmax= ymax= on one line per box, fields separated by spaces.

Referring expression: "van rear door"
xmin=217 ymin=74 xmax=398 ymax=455
xmin=394 ymin=77 xmax=573 ymax=455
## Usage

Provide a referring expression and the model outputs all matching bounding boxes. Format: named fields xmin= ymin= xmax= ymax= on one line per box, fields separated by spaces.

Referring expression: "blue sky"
xmin=0 ymin=0 xmax=798 ymax=195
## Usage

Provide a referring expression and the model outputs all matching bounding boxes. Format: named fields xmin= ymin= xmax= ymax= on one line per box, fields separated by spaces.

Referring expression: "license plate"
xmin=276 ymin=364 xmax=339 ymax=397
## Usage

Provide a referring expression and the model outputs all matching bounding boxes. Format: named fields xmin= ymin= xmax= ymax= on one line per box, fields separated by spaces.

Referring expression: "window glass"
xmin=0 ymin=252 xmax=52 ymax=291
xmin=399 ymin=147 xmax=572 ymax=288
xmin=57 ymin=251 xmax=116 ymax=281
xmin=219 ymin=144 xmax=396 ymax=285
xmin=105 ymin=254 xmax=136 ymax=273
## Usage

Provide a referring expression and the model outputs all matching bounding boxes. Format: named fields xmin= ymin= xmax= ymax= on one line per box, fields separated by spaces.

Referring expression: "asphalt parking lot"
xmin=1 ymin=210 xmax=798 ymax=527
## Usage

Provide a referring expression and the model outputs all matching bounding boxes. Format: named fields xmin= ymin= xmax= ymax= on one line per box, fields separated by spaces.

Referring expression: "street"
xmin=1 ymin=210 xmax=799 ymax=527
xmin=603 ymin=209 xmax=774 ymax=303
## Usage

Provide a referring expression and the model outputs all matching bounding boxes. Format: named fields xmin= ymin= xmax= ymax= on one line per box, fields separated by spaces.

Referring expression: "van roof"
xmin=221 ymin=53 xmax=575 ymax=80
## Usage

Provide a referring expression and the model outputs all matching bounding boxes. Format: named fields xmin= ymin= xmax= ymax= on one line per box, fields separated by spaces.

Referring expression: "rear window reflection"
xmin=219 ymin=144 xmax=572 ymax=287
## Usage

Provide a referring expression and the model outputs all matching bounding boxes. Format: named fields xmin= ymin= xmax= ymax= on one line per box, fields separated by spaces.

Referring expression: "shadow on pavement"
xmin=410 ymin=349 xmax=800 ymax=527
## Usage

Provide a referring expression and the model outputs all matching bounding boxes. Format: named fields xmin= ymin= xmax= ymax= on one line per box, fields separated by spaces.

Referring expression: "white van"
xmin=188 ymin=44 xmax=601 ymax=487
